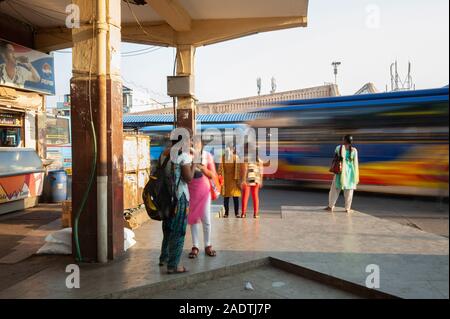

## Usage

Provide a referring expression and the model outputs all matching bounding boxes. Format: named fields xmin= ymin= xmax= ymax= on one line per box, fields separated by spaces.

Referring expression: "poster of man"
xmin=0 ymin=39 xmax=55 ymax=95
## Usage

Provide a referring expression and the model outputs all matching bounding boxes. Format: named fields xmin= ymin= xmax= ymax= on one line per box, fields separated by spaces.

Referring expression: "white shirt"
xmin=174 ymin=152 xmax=192 ymax=201
xmin=160 ymin=151 xmax=192 ymax=201
xmin=0 ymin=63 xmax=35 ymax=87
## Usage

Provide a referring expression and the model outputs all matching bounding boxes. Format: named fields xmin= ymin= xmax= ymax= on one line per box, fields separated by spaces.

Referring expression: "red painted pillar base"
xmin=70 ymin=78 xmax=124 ymax=262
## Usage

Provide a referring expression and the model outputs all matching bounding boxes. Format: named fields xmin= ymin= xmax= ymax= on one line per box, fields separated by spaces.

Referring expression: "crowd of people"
xmin=157 ymin=133 xmax=359 ymax=274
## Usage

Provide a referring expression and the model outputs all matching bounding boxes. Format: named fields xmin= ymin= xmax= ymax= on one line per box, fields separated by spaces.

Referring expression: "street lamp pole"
xmin=332 ymin=61 xmax=341 ymax=86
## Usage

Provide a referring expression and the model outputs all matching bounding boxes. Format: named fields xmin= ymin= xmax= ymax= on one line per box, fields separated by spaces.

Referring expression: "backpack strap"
xmin=159 ymin=153 xmax=171 ymax=170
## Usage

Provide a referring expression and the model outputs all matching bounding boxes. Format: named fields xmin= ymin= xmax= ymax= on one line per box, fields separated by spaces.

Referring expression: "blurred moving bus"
xmin=250 ymin=88 xmax=449 ymax=197
xmin=46 ymin=115 xmax=72 ymax=174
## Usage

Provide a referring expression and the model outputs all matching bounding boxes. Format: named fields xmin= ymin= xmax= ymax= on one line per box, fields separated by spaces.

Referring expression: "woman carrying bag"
xmin=187 ymin=137 xmax=218 ymax=259
xmin=325 ymin=135 xmax=360 ymax=213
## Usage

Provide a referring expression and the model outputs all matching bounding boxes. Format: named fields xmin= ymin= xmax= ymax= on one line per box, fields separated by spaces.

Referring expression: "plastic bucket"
xmin=47 ymin=170 xmax=68 ymax=203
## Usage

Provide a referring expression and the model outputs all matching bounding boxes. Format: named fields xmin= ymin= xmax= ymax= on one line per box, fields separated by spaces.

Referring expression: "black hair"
xmin=343 ymin=135 xmax=353 ymax=144
xmin=343 ymin=135 xmax=353 ymax=153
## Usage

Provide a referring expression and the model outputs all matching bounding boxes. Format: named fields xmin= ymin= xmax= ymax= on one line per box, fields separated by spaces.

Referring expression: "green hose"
xmin=73 ymin=119 xmax=97 ymax=262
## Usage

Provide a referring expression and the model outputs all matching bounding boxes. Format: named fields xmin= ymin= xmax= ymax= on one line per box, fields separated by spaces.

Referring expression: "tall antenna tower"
xmin=390 ymin=61 xmax=415 ymax=91
xmin=270 ymin=77 xmax=277 ymax=94
xmin=256 ymin=77 xmax=262 ymax=96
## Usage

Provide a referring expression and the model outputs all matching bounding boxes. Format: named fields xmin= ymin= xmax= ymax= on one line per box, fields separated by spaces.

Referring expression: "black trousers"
xmin=224 ymin=197 xmax=239 ymax=216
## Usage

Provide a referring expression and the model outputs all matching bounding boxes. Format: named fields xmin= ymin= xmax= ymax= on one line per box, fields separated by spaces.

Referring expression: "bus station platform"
xmin=0 ymin=205 xmax=448 ymax=299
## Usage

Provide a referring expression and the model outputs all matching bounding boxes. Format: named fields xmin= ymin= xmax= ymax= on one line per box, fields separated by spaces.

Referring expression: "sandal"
xmin=240 ymin=213 xmax=246 ymax=218
xmin=205 ymin=246 xmax=217 ymax=257
xmin=189 ymin=247 xmax=199 ymax=259
xmin=167 ymin=266 xmax=188 ymax=274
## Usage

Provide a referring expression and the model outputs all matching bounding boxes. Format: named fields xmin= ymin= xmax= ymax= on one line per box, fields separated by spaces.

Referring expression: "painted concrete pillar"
xmin=176 ymin=45 xmax=196 ymax=132
xmin=70 ymin=0 xmax=124 ymax=262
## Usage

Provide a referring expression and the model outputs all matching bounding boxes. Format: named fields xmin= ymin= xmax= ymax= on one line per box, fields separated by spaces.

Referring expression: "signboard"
xmin=0 ymin=38 xmax=55 ymax=95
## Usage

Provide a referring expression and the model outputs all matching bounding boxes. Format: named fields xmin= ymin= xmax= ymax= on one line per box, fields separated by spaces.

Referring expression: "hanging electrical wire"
xmin=56 ymin=46 xmax=164 ymax=57
xmin=122 ymin=46 xmax=157 ymax=55
xmin=122 ymin=46 xmax=163 ymax=57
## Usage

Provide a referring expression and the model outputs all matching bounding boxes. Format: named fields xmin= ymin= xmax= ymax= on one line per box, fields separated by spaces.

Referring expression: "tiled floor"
xmin=0 ymin=206 xmax=448 ymax=299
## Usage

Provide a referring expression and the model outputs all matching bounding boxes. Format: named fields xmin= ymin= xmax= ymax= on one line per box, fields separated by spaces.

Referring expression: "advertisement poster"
xmin=0 ymin=38 xmax=55 ymax=95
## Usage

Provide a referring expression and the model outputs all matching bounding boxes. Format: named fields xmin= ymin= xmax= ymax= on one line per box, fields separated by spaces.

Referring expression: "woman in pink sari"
xmin=188 ymin=137 xmax=217 ymax=258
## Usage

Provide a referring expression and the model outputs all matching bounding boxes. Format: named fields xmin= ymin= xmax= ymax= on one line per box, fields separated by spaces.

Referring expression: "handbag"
xmin=329 ymin=145 xmax=344 ymax=174
xmin=209 ymin=173 xmax=221 ymax=201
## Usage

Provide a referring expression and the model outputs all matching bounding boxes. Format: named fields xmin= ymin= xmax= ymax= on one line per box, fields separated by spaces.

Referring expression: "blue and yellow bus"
xmin=250 ymin=88 xmax=449 ymax=197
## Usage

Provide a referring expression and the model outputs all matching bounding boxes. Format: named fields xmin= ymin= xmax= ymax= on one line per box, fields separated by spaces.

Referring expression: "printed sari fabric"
xmin=160 ymin=194 xmax=188 ymax=269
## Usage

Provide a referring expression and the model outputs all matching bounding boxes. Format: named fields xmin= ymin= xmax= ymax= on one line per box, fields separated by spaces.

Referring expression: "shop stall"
xmin=0 ymin=38 xmax=54 ymax=214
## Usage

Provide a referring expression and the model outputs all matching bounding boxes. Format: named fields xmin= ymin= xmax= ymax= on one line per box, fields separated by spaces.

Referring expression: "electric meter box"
xmin=167 ymin=75 xmax=195 ymax=97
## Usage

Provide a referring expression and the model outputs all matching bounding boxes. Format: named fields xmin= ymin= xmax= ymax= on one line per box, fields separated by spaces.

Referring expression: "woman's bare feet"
xmin=324 ymin=206 xmax=334 ymax=212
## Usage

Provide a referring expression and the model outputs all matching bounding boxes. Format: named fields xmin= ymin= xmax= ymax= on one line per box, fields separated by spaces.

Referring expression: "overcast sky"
xmin=47 ymin=0 xmax=449 ymax=113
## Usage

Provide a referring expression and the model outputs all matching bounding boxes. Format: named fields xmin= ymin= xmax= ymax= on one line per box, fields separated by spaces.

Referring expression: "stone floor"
xmin=0 ymin=205 xmax=448 ymax=299
xmin=151 ymin=265 xmax=361 ymax=299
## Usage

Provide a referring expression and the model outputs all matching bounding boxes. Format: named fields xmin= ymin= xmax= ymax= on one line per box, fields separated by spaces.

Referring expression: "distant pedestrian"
xmin=241 ymin=143 xmax=264 ymax=219
xmin=326 ymin=135 xmax=360 ymax=213
xmin=159 ymin=132 xmax=197 ymax=274
xmin=218 ymin=144 xmax=242 ymax=218
xmin=188 ymin=136 xmax=217 ymax=259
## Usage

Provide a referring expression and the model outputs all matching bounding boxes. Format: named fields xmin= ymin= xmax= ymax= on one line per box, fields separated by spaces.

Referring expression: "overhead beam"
xmin=0 ymin=12 xmax=34 ymax=48
xmin=180 ymin=16 xmax=308 ymax=47
xmin=146 ymin=0 xmax=192 ymax=31
xmin=34 ymin=26 xmax=73 ymax=52
xmin=34 ymin=16 xmax=307 ymax=51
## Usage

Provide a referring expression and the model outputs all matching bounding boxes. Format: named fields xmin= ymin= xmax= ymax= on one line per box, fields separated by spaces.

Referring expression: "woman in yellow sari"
xmin=218 ymin=145 xmax=242 ymax=218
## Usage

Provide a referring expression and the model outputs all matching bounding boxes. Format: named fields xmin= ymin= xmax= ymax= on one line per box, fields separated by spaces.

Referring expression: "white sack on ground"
xmin=36 ymin=228 xmax=136 ymax=255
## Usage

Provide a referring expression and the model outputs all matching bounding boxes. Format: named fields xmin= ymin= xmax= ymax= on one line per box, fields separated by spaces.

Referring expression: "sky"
xmin=46 ymin=0 xmax=450 ymax=113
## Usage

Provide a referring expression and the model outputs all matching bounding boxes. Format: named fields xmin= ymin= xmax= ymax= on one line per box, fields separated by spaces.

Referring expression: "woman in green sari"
xmin=325 ymin=135 xmax=360 ymax=213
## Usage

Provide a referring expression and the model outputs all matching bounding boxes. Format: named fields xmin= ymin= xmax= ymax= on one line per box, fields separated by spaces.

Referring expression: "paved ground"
xmin=0 ymin=204 xmax=61 ymax=262
xmin=252 ymin=184 xmax=449 ymax=237
xmin=151 ymin=265 xmax=360 ymax=299
xmin=0 ymin=204 xmax=447 ymax=299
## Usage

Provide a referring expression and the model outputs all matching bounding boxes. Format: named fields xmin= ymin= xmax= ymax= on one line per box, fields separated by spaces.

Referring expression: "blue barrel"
xmin=47 ymin=170 xmax=68 ymax=203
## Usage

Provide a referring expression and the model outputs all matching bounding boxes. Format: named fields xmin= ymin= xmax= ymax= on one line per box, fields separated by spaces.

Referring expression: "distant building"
xmin=55 ymin=94 xmax=71 ymax=117
xmin=122 ymin=86 xmax=133 ymax=114
xmin=134 ymin=84 xmax=340 ymax=115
